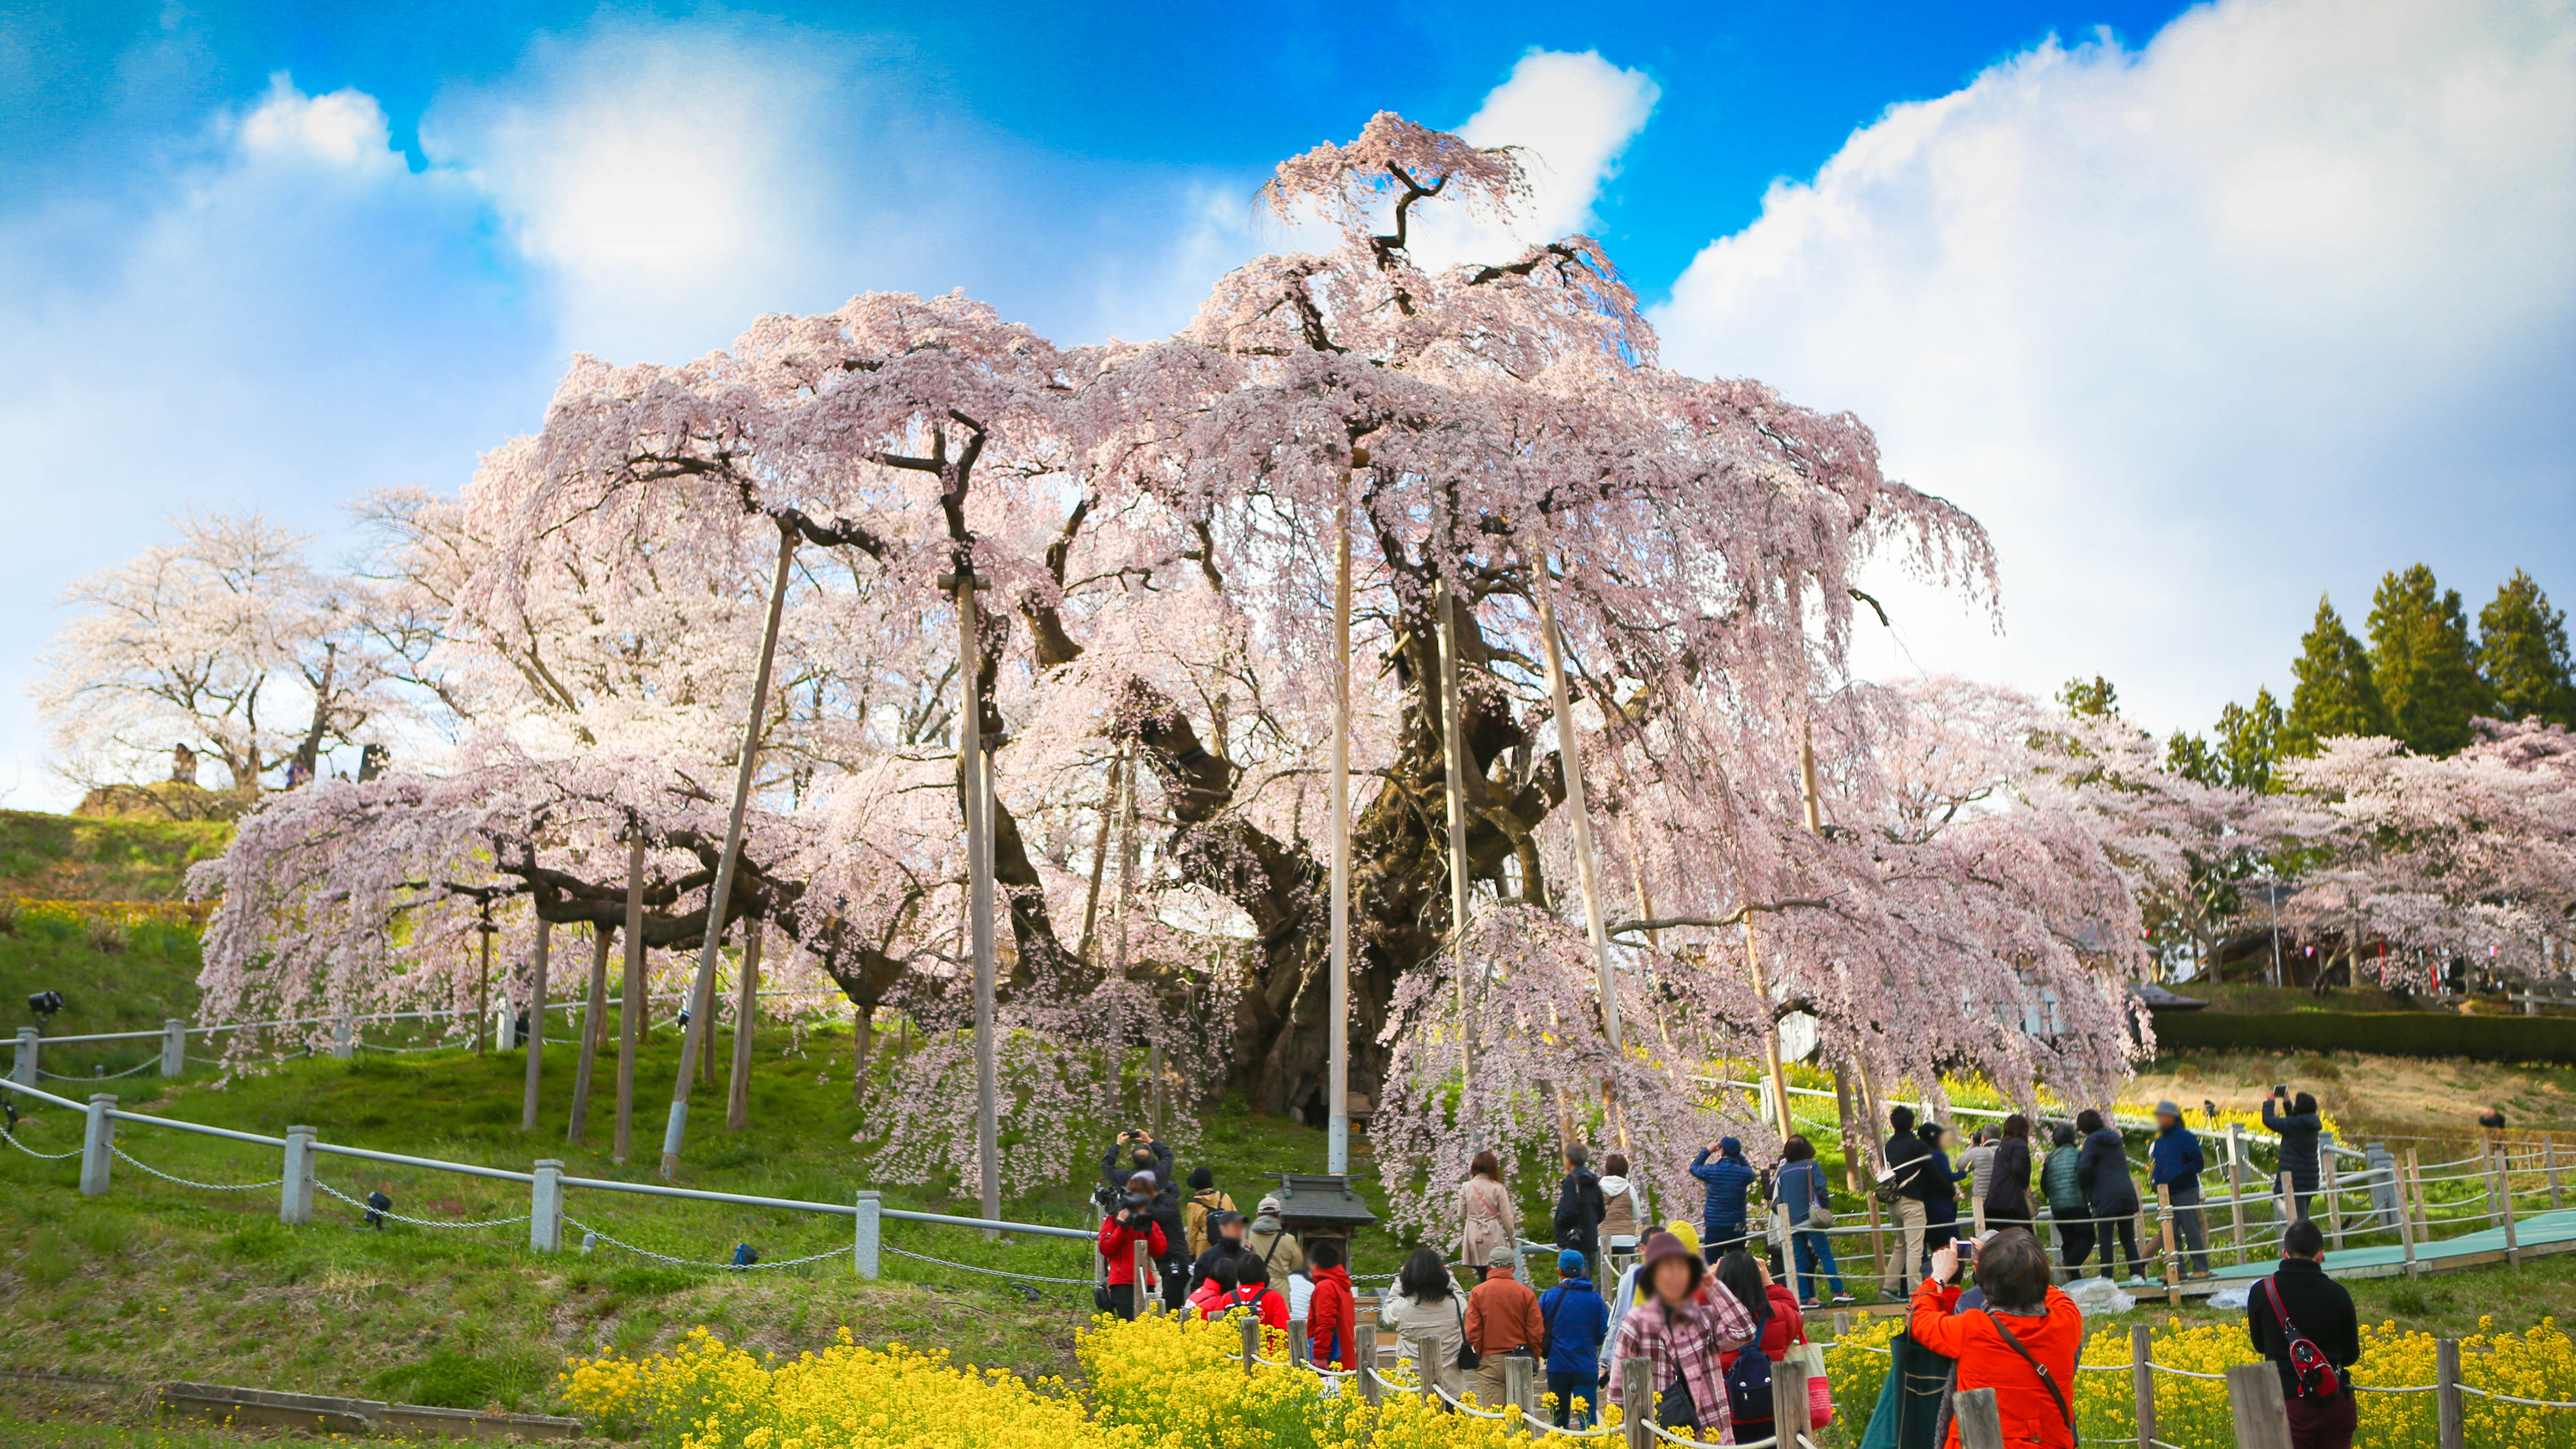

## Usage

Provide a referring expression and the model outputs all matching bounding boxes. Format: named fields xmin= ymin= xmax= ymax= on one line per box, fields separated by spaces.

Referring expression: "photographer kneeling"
xmin=1908 ymin=1229 xmax=2082 ymax=1449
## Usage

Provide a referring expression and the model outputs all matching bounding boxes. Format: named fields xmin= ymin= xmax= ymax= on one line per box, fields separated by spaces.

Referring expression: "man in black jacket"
xmin=2249 ymin=1218 xmax=2360 ymax=1449
xmin=1188 ymin=1210 xmax=1251 ymax=1297
xmin=1877 ymin=1106 xmax=1932 ymax=1295
xmin=1552 ymin=1145 xmax=1607 ymax=1282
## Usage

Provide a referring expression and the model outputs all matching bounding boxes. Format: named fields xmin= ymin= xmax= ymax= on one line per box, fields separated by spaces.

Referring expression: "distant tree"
xmin=2282 ymin=597 xmax=2391 ymax=756
xmin=2214 ymin=688 xmax=2284 ymax=793
xmin=2166 ymin=731 xmax=2221 ymax=785
xmin=2366 ymin=563 xmax=2488 ymax=756
xmin=2059 ymin=676 xmax=2119 ymax=718
xmin=2477 ymin=569 xmax=2576 ymax=728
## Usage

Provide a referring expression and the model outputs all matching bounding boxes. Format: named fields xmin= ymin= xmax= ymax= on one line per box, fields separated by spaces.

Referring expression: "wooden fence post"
xmin=1622 ymin=1358 xmax=1654 ymax=1449
xmin=2495 ymin=1148 xmax=2524 ymax=1267
xmin=2396 ymin=1150 xmax=2422 ymax=1277
xmin=1771 ymin=1344 xmax=1810 ymax=1444
xmin=1289 ymin=1316 xmax=1309 ymax=1367
xmin=1356 ymin=1322 xmax=1382 ymax=1405
xmin=1413 ymin=1338 xmax=1438 ymax=1406
xmin=2549 ymin=1135 xmax=2566 ymax=1212
xmin=2131 ymin=1324 xmax=2156 ymax=1449
xmin=2154 ymin=1185 xmax=2179 ymax=1306
xmin=1953 ymin=1386 xmax=2005 ymax=1449
xmin=2227 ymin=1123 xmax=2251 ymax=1265
xmin=2405 ymin=1147 xmax=2428 ymax=1245
xmin=1242 ymin=1314 xmax=1261 ymax=1376
xmin=2321 ymin=1152 xmax=2344 ymax=1251
xmin=2437 ymin=1337 xmax=2465 ymax=1449
xmin=2225 ymin=1363 xmax=2293 ymax=1449
xmin=1506 ymin=1353 xmax=1539 ymax=1432
xmin=1134 ymin=1238 xmax=1157 ymax=1315
xmin=2278 ymin=1169 xmax=2298 ymax=1229
xmin=1865 ymin=1190 xmax=1886 ymax=1291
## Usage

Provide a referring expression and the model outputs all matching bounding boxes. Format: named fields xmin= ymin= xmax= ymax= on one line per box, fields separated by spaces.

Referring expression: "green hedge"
xmin=2149 ymin=1009 xmax=2576 ymax=1064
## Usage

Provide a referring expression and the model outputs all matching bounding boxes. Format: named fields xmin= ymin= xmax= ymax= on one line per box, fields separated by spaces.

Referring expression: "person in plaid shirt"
xmin=1607 ymin=1230 xmax=1759 ymax=1437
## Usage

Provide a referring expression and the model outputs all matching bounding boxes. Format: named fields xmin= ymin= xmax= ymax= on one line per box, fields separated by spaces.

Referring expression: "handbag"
xmin=1793 ymin=1341 xmax=1835 ymax=1427
xmin=1800 ymin=1163 xmax=1838 ymax=1229
xmin=1454 ymin=1295 xmax=1482 ymax=1371
xmin=2260 ymin=1278 xmax=2345 ymax=1398
xmin=1979 ymin=1309 xmax=2075 ymax=1442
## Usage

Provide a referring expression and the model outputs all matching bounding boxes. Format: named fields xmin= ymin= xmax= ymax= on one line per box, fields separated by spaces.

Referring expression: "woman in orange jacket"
xmin=1906 ymin=1230 xmax=2082 ymax=1449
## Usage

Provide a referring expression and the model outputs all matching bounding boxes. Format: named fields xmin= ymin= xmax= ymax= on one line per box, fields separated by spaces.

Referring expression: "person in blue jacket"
xmin=1537 ymin=1248 xmax=1609 ymax=1428
xmin=1691 ymin=1137 xmax=1758 ymax=1258
xmin=2152 ymin=1100 xmax=2213 ymax=1279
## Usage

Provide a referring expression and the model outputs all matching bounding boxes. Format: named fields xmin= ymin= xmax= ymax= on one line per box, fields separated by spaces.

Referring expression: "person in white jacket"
xmin=1597 ymin=1152 xmax=1646 ymax=1278
xmin=1380 ymin=1246 xmax=1468 ymax=1403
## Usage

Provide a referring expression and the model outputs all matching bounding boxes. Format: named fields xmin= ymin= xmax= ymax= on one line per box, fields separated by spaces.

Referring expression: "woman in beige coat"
xmin=1455 ymin=1150 xmax=1516 ymax=1270
xmin=1378 ymin=1246 xmax=1468 ymax=1404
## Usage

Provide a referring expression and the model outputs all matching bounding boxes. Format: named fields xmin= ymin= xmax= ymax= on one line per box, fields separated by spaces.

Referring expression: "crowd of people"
xmin=1092 ymin=1091 xmax=2365 ymax=1448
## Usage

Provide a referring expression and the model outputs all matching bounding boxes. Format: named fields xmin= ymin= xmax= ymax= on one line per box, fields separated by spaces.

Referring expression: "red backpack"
xmin=2260 ymin=1277 xmax=2342 ymax=1398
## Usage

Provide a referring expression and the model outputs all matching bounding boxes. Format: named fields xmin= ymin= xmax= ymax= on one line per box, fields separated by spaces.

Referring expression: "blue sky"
xmin=3 ymin=0 xmax=2572 ymax=806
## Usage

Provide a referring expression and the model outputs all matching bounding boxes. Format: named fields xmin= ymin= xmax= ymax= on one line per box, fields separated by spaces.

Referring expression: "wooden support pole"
xmin=2405 ymin=1147 xmax=2428 ymax=1245
xmin=1953 ymin=1386 xmax=2005 ymax=1449
xmin=1133 ymin=1238 xmax=1156 ymax=1315
xmin=2227 ymin=1123 xmax=2250 ymax=1266
xmin=1436 ymin=585 xmax=1478 ymax=1140
xmin=1770 ymin=1343 xmax=1809 ymax=1444
xmin=1242 ymin=1314 xmax=1261 ymax=1376
xmin=949 ymin=568 xmax=1001 ymax=1232
xmin=2495 ymin=1147 xmax=2523 ymax=1268
xmin=1620 ymin=1359 xmax=1653 ymax=1449
xmin=2437 ymin=1337 xmax=2465 ymax=1449
xmin=2549 ymin=1136 xmax=2566 ymax=1212
xmin=1327 ymin=452 xmax=1358 ymax=1175
xmin=2155 ymin=1184 xmax=2179 ymax=1307
xmin=2226 ymin=1363 xmax=2294 ymax=1449
xmin=2131 ymin=1325 xmax=2156 ymax=1449
xmin=1289 ymin=1317 xmax=1309 ymax=1368
xmin=1865 ymin=1190 xmax=1886 ymax=1292
xmin=2322 ymin=1151 xmax=2344 ymax=1252
xmin=1531 ymin=550 xmax=1625 ymax=1142
xmin=1413 ymin=1338 xmax=1437 ymax=1406
xmin=1356 ymin=1322 xmax=1382 ymax=1405
xmin=1509 ymin=1353 xmax=1540 ymax=1430
xmin=615 ymin=833 xmax=645 ymax=1163
xmin=725 ymin=921 xmax=760 ymax=1132
xmin=2397 ymin=1150 xmax=2422 ymax=1277
xmin=568 ymin=924 xmax=611 ymax=1145
xmin=519 ymin=917 xmax=550 ymax=1131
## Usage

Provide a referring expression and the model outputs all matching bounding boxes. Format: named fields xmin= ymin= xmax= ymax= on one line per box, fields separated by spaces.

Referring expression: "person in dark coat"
xmin=2249 ymin=1218 xmax=2360 ymax=1449
xmin=2264 ymin=1088 xmax=2324 ymax=1221
xmin=1983 ymin=1113 xmax=2035 ymax=1236
xmin=1554 ymin=1145 xmax=1609 ymax=1282
xmin=2151 ymin=1101 xmax=2213 ymax=1279
xmin=1691 ymin=1137 xmax=1759 ymax=1258
xmin=2075 ymin=1108 xmax=2148 ymax=1282
xmin=1879 ymin=1106 xmax=1935 ymax=1296
xmin=1102 ymin=1130 xmax=1173 ymax=1194
xmin=1188 ymin=1209 xmax=1252 ymax=1298
xmin=1913 ymin=1122 xmax=1972 ymax=1258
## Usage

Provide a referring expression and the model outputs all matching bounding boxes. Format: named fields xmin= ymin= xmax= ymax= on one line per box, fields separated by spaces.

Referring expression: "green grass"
xmin=0 ymin=919 xmax=204 ymax=1076
xmin=0 ymin=809 xmax=232 ymax=904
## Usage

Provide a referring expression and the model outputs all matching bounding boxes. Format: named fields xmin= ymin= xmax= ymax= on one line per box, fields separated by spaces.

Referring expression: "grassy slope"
xmin=0 ymin=810 xmax=231 ymax=904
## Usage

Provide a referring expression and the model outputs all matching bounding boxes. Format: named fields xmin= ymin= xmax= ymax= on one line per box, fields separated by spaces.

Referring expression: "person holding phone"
xmin=2263 ymin=1088 xmax=2324 ymax=1222
xmin=1909 ymin=1230 xmax=2081 ymax=1449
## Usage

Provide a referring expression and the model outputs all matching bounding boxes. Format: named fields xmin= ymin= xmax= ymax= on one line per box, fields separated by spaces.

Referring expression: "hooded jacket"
xmin=1307 ymin=1264 xmax=1358 ymax=1369
xmin=1599 ymin=1174 xmax=1643 ymax=1240
xmin=2076 ymin=1125 xmax=2141 ymax=1215
xmin=1245 ymin=1212 xmax=1301 ymax=1280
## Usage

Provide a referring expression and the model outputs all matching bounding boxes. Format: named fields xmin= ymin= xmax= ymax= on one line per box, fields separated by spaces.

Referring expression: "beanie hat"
xmin=1188 ymin=1166 xmax=1214 ymax=1190
xmin=1718 ymin=1137 xmax=1743 ymax=1155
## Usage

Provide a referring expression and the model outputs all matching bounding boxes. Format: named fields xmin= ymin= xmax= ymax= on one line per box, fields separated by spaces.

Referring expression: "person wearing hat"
xmin=1538 ymin=1247 xmax=1609 ymax=1428
xmin=2152 ymin=1101 xmax=2213 ymax=1280
xmin=1465 ymin=1252 xmax=1545 ymax=1410
xmin=1690 ymin=1137 xmax=1759 ymax=1259
xmin=1183 ymin=1166 xmax=1235 ymax=1258
xmin=1097 ymin=1170 xmax=1169 ymax=1320
xmin=1600 ymin=1220 xmax=1699 ymax=1386
xmin=1188 ymin=1209 xmax=1251 ymax=1298
xmin=1607 ymin=1229 xmax=1758 ymax=1437
xmin=1246 ymin=1195 xmax=1302 ymax=1282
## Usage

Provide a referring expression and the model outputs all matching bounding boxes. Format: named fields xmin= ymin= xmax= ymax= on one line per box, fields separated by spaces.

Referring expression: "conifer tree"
xmin=2477 ymin=569 xmax=2576 ymax=728
xmin=2059 ymin=676 xmax=2118 ymax=718
xmin=2215 ymin=688 xmax=2284 ymax=792
xmin=2282 ymin=597 xmax=2391 ymax=756
xmin=2366 ymin=563 xmax=2488 ymax=756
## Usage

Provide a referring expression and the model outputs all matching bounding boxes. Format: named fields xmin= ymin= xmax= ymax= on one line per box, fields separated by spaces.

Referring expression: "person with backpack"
xmin=1908 ymin=1228 xmax=2082 ymax=1449
xmin=2039 ymin=1123 xmax=2088 ymax=1276
xmin=1607 ymin=1230 xmax=1759 ymax=1439
xmin=1538 ymin=1249 xmax=1608 ymax=1428
xmin=2249 ymin=1218 xmax=2360 ymax=1449
xmin=1879 ymin=1106 xmax=1934 ymax=1296
xmin=1245 ymin=1196 xmax=1303 ymax=1284
xmin=1182 ymin=1167 xmax=1235 ymax=1258
xmin=1690 ymin=1137 xmax=1759 ymax=1258
xmin=1713 ymin=1249 xmax=1806 ymax=1441
xmin=1229 ymin=1255 xmax=1291 ymax=1333
xmin=2074 ymin=1108 xmax=2147 ymax=1283
xmin=1553 ymin=1145 xmax=1609 ymax=1282
xmin=1306 ymin=1240 xmax=1358 ymax=1370
xmin=1188 ymin=1255 xmax=1245 ymax=1318
xmin=1772 ymin=1134 xmax=1852 ymax=1307
xmin=1464 ymin=1254 xmax=1544 ymax=1410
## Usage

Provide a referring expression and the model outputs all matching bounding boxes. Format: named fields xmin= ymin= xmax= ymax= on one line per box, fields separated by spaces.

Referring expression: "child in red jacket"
xmin=1305 ymin=1240 xmax=1358 ymax=1369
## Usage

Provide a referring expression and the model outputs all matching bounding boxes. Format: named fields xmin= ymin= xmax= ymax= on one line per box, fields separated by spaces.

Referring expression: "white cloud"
xmin=1407 ymin=49 xmax=1660 ymax=271
xmin=236 ymin=73 xmax=404 ymax=174
xmin=1654 ymin=0 xmax=2576 ymax=736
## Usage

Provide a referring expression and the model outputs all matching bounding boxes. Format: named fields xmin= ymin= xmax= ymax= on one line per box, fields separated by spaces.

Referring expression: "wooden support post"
xmin=1289 ymin=1318 xmax=1309 ymax=1367
xmin=2227 ymin=1124 xmax=2250 ymax=1266
xmin=1242 ymin=1314 xmax=1261 ymax=1375
xmin=520 ymin=916 xmax=550 ymax=1132
xmin=1952 ymin=1386 xmax=2005 ymax=1449
xmin=1971 ymin=1191 xmax=1988 ymax=1239
xmin=1356 ymin=1323 xmax=1382 ymax=1405
xmin=2278 ymin=1169 xmax=2297 ymax=1229
xmin=1327 ymin=462 xmax=1355 ymax=1176
xmin=2321 ymin=1152 xmax=2343 ymax=1252
xmin=2549 ymin=1136 xmax=2566 ymax=1212
xmin=2495 ymin=1148 xmax=2523 ymax=1268
xmin=2154 ymin=1185 xmax=2179 ymax=1307
xmin=615 ymin=834 xmax=644 ymax=1163
xmin=1621 ymin=1359 xmax=1653 ymax=1449
xmin=2397 ymin=1151 xmax=2422 ymax=1277
xmin=1413 ymin=1338 xmax=1437 ymax=1406
xmin=1865 ymin=1190 xmax=1887 ymax=1294
xmin=2437 ymin=1337 xmax=2465 ymax=1449
xmin=1133 ymin=1238 xmax=1156 ymax=1316
xmin=1770 ymin=1345 xmax=1810 ymax=1444
xmin=2226 ymin=1363 xmax=2293 ymax=1449
xmin=2131 ymin=1325 xmax=2156 ymax=1449
xmin=725 ymin=921 xmax=761 ymax=1132
xmin=567 ymin=924 xmax=611 ymax=1146
xmin=1436 ymin=585 xmax=1478 ymax=1138
xmin=2405 ymin=1147 xmax=2428 ymax=1245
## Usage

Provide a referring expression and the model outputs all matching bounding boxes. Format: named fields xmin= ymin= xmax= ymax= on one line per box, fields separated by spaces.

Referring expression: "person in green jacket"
xmin=2040 ymin=1122 xmax=2087 ymax=1277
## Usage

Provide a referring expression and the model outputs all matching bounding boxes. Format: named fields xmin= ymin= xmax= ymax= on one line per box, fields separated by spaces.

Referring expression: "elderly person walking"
xmin=1465 ymin=1254 xmax=1545 ymax=1410
xmin=1607 ymin=1230 xmax=1759 ymax=1439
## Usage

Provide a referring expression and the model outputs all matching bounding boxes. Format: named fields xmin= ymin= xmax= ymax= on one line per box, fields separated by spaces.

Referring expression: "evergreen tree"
xmin=2166 ymin=731 xmax=2220 ymax=785
xmin=2059 ymin=676 xmax=2118 ymax=718
xmin=2366 ymin=563 xmax=2488 ymax=756
xmin=2476 ymin=569 xmax=2576 ymax=728
xmin=2282 ymin=596 xmax=2391 ymax=756
xmin=2215 ymin=687 xmax=2283 ymax=792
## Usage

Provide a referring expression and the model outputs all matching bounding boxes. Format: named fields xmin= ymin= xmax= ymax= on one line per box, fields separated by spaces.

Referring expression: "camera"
xmin=1091 ymin=1184 xmax=1125 ymax=1218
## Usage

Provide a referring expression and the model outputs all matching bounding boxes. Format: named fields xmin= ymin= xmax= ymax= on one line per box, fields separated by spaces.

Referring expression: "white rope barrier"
xmin=2458 ymin=1385 xmax=2576 ymax=1408
xmin=111 ymin=1145 xmax=281 ymax=1191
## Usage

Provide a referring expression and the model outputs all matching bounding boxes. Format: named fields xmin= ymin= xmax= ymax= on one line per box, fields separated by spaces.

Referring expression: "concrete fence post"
xmin=79 ymin=1094 xmax=115 ymax=1196
xmin=161 ymin=1020 xmax=186 ymax=1079
xmin=331 ymin=1019 xmax=354 ymax=1062
xmin=854 ymin=1190 xmax=881 ymax=1279
xmin=530 ymin=1160 xmax=563 ymax=1252
xmin=280 ymin=1125 xmax=316 ymax=1226
xmin=495 ymin=1005 xmax=517 ymax=1052
xmin=13 ymin=1027 xmax=35 ymax=1086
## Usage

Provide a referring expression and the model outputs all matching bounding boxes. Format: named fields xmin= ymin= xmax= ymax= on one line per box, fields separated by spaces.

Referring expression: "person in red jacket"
xmin=1714 ymin=1256 xmax=1807 ymax=1370
xmin=1305 ymin=1239 xmax=1358 ymax=1369
xmin=1099 ymin=1171 xmax=1168 ymax=1320
xmin=1231 ymin=1255 xmax=1291 ymax=1333
xmin=1908 ymin=1229 xmax=2083 ymax=1449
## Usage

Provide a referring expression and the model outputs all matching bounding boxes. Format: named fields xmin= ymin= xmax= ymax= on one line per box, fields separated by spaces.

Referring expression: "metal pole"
xmin=615 ymin=834 xmax=644 ymax=1164
xmin=520 ymin=917 xmax=550 ymax=1132
xmin=1328 ymin=453 xmax=1358 ymax=1175
xmin=1437 ymin=585 xmax=1477 ymax=1137
xmin=725 ymin=921 xmax=761 ymax=1132
xmin=664 ymin=525 xmax=795 ymax=1179
xmin=948 ymin=569 xmax=1001 ymax=1232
